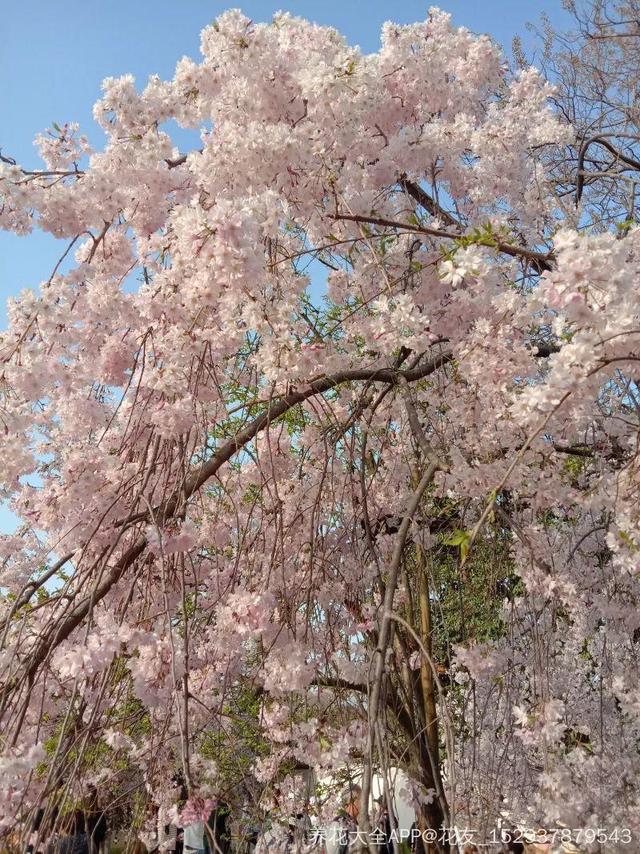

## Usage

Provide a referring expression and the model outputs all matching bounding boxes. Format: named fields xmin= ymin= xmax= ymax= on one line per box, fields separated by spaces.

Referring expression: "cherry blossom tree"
xmin=1 ymin=5 xmax=640 ymax=852
xmin=515 ymin=0 xmax=640 ymax=229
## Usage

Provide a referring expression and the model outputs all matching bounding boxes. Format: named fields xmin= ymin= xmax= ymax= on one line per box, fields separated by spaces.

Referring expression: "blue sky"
xmin=1 ymin=0 xmax=568 ymax=325
xmin=0 ymin=0 xmax=565 ymax=534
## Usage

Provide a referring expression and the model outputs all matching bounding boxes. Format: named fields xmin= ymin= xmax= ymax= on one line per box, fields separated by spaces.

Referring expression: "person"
xmin=156 ymin=805 xmax=178 ymax=853
xmin=504 ymin=832 xmax=524 ymax=854
xmin=172 ymin=774 xmax=188 ymax=854
xmin=325 ymin=785 xmax=361 ymax=854
xmin=323 ymin=811 xmax=347 ymax=854
xmin=409 ymin=821 xmax=419 ymax=853
xmin=204 ymin=803 xmax=231 ymax=854
xmin=183 ymin=819 xmax=206 ymax=854
xmin=291 ymin=812 xmax=315 ymax=853
xmin=45 ymin=810 xmax=90 ymax=854
xmin=26 ymin=805 xmax=45 ymax=854
xmin=342 ymin=785 xmax=361 ymax=826
xmin=373 ymin=795 xmax=396 ymax=854
xmin=518 ymin=827 xmax=551 ymax=854
xmin=521 ymin=843 xmax=550 ymax=854
xmin=242 ymin=816 xmax=260 ymax=852
xmin=253 ymin=816 xmax=291 ymax=853
xmin=86 ymin=786 xmax=108 ymax=854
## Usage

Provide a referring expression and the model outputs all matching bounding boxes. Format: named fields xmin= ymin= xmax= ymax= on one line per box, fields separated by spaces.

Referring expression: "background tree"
xmin=516 ymin=0 xmax=640 ymax=228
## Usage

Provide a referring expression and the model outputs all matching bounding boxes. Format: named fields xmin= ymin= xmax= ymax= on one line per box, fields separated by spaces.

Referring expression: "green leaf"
xmin=442 ymin=528 xmax=469 ymax=547
xmin=441 ymin=528 xmax=471 ymax=562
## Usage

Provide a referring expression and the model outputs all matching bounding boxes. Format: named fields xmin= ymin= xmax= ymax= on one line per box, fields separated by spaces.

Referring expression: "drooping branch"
xmin=359 ymin=460 xmax=444 ymax=848
xmin=0 ymin=354 xmax=453 ymax=715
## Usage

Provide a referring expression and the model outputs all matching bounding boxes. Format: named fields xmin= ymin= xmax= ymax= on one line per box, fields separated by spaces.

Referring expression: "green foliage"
xmin=440 ymin=221 xmax=509 ymax=262
xmin=616 ymin=218 xmax=635 ymax=232
xmin=281 ymin=402 xmax=308 ymax=436
xmin=199 ymin=683 xmax=270 ymax=796
xmin=440 ymin=528 xmax=471 ymax=563
xmin=423 ymin=511 xmax=518 ymax=656
xmin=562 ymin=452 xmax=589 ymax=486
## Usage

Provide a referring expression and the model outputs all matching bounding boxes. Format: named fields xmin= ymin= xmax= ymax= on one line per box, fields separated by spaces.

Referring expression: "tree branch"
xmin=576 ymin=134 xmax=640 ymax=204
xmin=0 ymin=354 xmax=452 ymax=714
xmin=398 ymin=176 xmax=460 ymax=229
xmin=333 ymin=212 xmax=554 ymax=272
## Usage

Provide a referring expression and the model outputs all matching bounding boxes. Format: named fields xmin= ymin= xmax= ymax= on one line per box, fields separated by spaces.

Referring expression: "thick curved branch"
xmin=160 ymin=354 xmax=453 ymax=520
xmin=0 ymin=354 xmax=452 ymax=713
xmin=576 ymin=134 xmax=640 ymax=204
